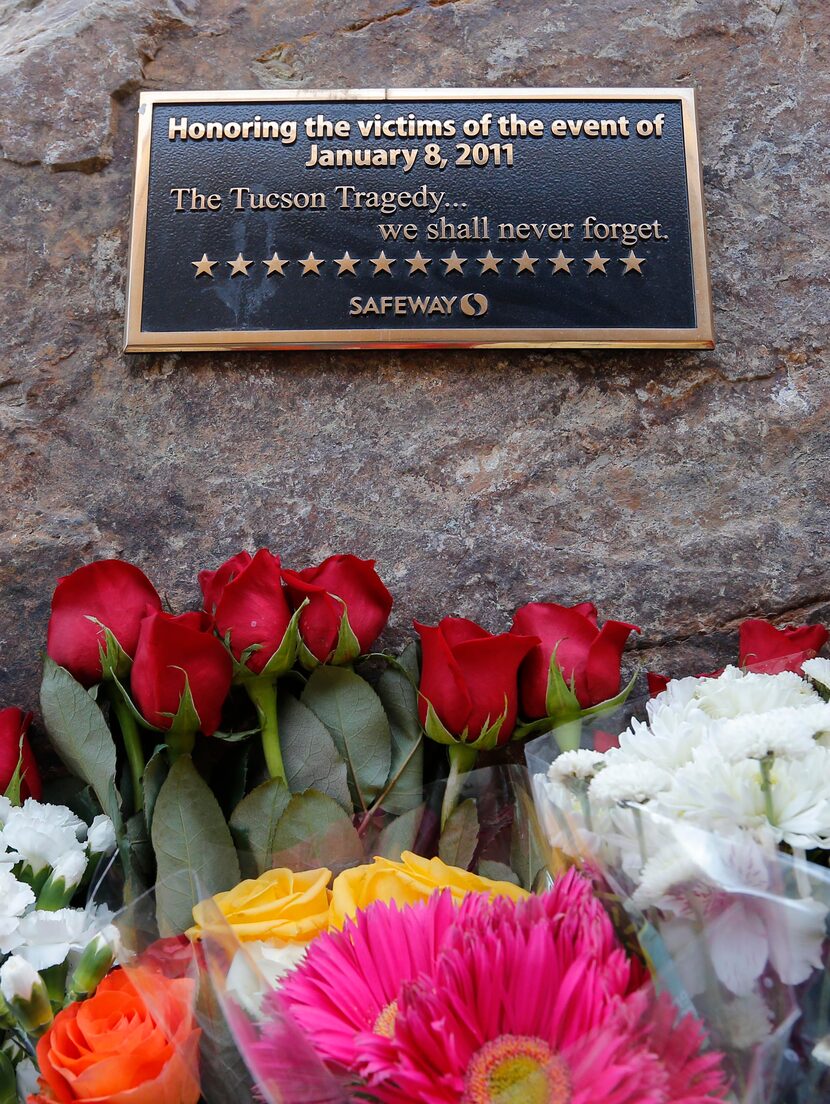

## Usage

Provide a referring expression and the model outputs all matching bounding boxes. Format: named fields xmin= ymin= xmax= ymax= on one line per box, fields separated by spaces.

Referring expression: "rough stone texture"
xmin=1 ymin=0 xmax=829 ymax=720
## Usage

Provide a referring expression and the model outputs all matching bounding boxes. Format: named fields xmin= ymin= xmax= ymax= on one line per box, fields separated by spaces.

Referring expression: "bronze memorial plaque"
xmin=124 ymin=88 xmax=714 ymax=351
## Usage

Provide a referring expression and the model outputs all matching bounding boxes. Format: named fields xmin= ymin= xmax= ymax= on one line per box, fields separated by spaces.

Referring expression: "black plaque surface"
xmin=125 ymin=89 xmax=714 ymax=351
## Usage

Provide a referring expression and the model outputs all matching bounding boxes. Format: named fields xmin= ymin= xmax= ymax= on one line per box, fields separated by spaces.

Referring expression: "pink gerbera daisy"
xmin=359 ymin=887 xmax=730 ymax=1104
xmin=274 ymin=890 xmax=458 ymax=1071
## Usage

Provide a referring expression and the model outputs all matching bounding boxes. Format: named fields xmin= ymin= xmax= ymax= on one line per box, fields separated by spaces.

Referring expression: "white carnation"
xmin=588 ymin=762 xmax=672 ymax=805
xmin=0 ymin=955 xmax=41 ymax=1003
xmin=0 ymin=871 xmax=35 ymax=955
xmin=2 ymin=799 xmax=86 ymax=874
xmin=10 ymin=906 xmax=114 ymax=971
xmin=226 ymin=941 xmax=308 ymax=1016
xmin=50 ymin=850 xmax=88 ymax=892
xmin=87 ymin=815 xmax=116 ymax=856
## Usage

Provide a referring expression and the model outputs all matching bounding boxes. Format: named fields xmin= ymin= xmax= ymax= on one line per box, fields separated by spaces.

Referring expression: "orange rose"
xmin=32 ymin=966 xmax=200 ymax=1104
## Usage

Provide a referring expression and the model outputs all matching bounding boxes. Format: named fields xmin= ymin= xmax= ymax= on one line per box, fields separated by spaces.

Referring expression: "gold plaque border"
xmin=124 ymin=87 xmax=715 ymax=352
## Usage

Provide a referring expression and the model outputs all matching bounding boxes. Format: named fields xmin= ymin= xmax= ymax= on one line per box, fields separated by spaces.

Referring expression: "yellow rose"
xmin=329 ymin=851 xmax=528 ymax=927
xmin=189 ymin=867 xmax=332 ymax=944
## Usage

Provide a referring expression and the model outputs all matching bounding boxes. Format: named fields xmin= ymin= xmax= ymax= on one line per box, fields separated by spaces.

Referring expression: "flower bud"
xmin=37 ymin=850 xmax=88 ymax=911
xmin=0 ymin=956 xmax=53 ymax=1035
xmin=66 ymin=927 xmax=120 ymax=1001
xmin=87 ymin=815 xmax=116 ymax=857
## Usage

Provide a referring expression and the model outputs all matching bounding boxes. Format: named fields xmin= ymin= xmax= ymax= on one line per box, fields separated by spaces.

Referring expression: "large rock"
xmin=0 ymin=0 xmax=828 ymax=721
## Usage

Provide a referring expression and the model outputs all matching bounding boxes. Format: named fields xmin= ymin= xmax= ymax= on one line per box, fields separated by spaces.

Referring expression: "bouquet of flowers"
xmin=529 ymin=622 xmax=830 ymax=1103
xmin=2 ymin=544 xmax=828 ymax=1103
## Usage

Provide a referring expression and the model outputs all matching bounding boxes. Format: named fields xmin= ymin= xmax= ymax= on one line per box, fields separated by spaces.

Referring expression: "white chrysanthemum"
xmin=693 ymin=666 xmax=820 ymax=719
xmin=0 ymin=796 xmax=12 ymax=826
xmin=532 ymin=773 xmax=618 ymax=866
xmin=652 ymin=674 xmax=703 ymax=711
xmin=0 ymin=870 xmax=35 ymax=955
xmin=803 ymin=657 xmax=830 ymax=695
xmin=547 ymin=750 xmax=606 ymax=784
xmin=617 ymin=711 xmax=706 ymax=772
xmin=632 ymin=845 xmax=706 ymax=909
xmin=10 ymin=906 xmax=114 ymax=971
xmin=654 ymin=747 xmax=830 ymax=849
xmin=702 ymin=706 xmax=830 ymax=762
xmin=2 ymin=799 xmax=86 ymax=874
xmin=588 ymin=762 xmax=672 ymax=805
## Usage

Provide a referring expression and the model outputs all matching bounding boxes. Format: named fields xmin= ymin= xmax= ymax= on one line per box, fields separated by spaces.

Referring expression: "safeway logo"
xmin=349 ymin=293 xmax=490 ymax=318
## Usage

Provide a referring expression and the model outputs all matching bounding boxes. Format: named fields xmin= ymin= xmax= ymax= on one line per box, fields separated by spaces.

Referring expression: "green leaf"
xmin=143 ymin=745 xmax=169 ymax=832
xmin=376 ymin=644 xmax=424 ymax=815
xmin=438 ymin=798 xmax=479 ymax=870
xmin=229 ymin=778 xmax=292 ymax=878
xmin=478 ymin=859 xmax=521 ymax=886
xmin=278 ymin=694 xmax=350 ymax=811
xmin=152 ymin=756 xmax=241 ymax=936
xmin=377 ymin=805 xmax=424 ymax=861
xmin=2 ymin=735 xmax=24 ymax=805
xmin=162 ymin=674 xmax=201 ymax=736
xmin=269 ymin=790 xmax=363 ymax=873
xmin=511 ymin=787 xmax=548 ymax=891
xmin=126 ymin=810 xmax=154 ymax=882
xmin=234 ymin=602 xmax=306 ymax=682
xmin=301 ymin=666 xmax=392 ymax=812
xmin=40 ymin=657 xmax=121 ymax=827
xmin=0 ymin=1049 xmax=17 ymax=1104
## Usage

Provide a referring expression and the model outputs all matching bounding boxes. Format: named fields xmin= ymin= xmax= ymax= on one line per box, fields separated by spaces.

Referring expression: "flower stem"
xmin=760 ymin=755 xmax=776 ymax=826
xmin=441 ymin=743 xmax=478 ymax=830
xmin=166 ymin=729 xmax=196 ymax=762
xmin=106 ymin=685 xmax=144 ymax=812
xmin=246 ymin=678 xmax=286 ymax=785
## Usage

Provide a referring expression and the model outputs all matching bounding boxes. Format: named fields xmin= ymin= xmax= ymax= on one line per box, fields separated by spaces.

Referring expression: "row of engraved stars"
xmin=191 ymin=248 xmax=647 ymax=278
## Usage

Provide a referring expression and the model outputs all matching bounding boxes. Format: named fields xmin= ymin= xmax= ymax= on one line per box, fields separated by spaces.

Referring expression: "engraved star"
xmin=548 ymin=250 xmax=574 ymax=274
xmin=262 ymin=252 xmax=289 ymax=276
xmin=370 ymin=250 xmax=395 ymax=275
xmin=191 ymin=253 xmax=217 ymax=278
xmin=227 ymin=253 xmax=253 ymax=277
xmin=477 ymin=250 xmax=502 ymax=274
xmin=584 ymin=250 xmax=610 ymax=274
xmin=620 ymin=249 xmax=646 ymax=274
xmin=299 ymin=252 xmax=324 ymax=276
xmin=513 ymin=250 xmax=538 ymax=274
xmin=334 ymin=251 xmax=359 ymax=276
xmin=406 ymin=250 xmax=432 ymax=275
xmin=442 ymin=250 xmax=466 ymax=274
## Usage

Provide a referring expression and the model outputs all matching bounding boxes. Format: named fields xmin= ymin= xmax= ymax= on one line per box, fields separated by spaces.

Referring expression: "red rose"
xmin=739 ymin=618 xmax=828 ymax=674
xmin=415 ymin=618 xmax=539 ymax=745
xmin=46 ymin=560 xmax=162 ymax=687
xmin=512 ymin=601 xmax=640 ymax=717
xmin=282 ymin=555 xmax=392 ymax=664
xmin=0 ymin=708 xmax=41 ymax=800
xmin=131 ymin=611 xmax=232 ymax=736
xmin=199 ymin=550 xmax=293 ymax=675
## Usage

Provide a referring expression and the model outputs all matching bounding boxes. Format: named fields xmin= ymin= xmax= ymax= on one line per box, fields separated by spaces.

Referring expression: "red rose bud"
xmin=415 ymin=618 xmax=539 ymax=745
xmin=0 ymin=708 xmax=42 ymax=800
xmin=282 ymin=555 xmax=393 ymax=665
xmin=131 ymin=610 xmax=232 ymax=736
xmin=199 ymin=549 xmax=294 ymax=676
xmin=739 ymin=618 xmax=829 ymax=674
xmin=512 ymin=601 xmax=640 ymax=718
xmin=46 ymin=559 xmax=162 ymax=687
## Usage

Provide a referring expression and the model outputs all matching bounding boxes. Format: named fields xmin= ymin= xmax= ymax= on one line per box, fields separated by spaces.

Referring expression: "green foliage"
xmin=278 ymin=694 xmax=351 ymax=811
xmin=376 ymin=643 xmax=424 ymax=815
xmin=438 ymin=798 xmax=479 ymax=870
xmin=39 ymin=658 xmax=121 ymax=827
xmin=266 ymin=790 xmax=363 ymax=873
xmin=302 ymin=666 xmax=391 ymax=811
xmin=229 ymin=778 xmax=292 ymax=878
xmin=152 ymin=757 xmax=240 ymax=936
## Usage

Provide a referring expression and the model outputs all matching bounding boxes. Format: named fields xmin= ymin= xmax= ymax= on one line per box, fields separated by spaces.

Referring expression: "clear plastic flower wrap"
xmin=526 ymin=676 xmax=830 ymax=1104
